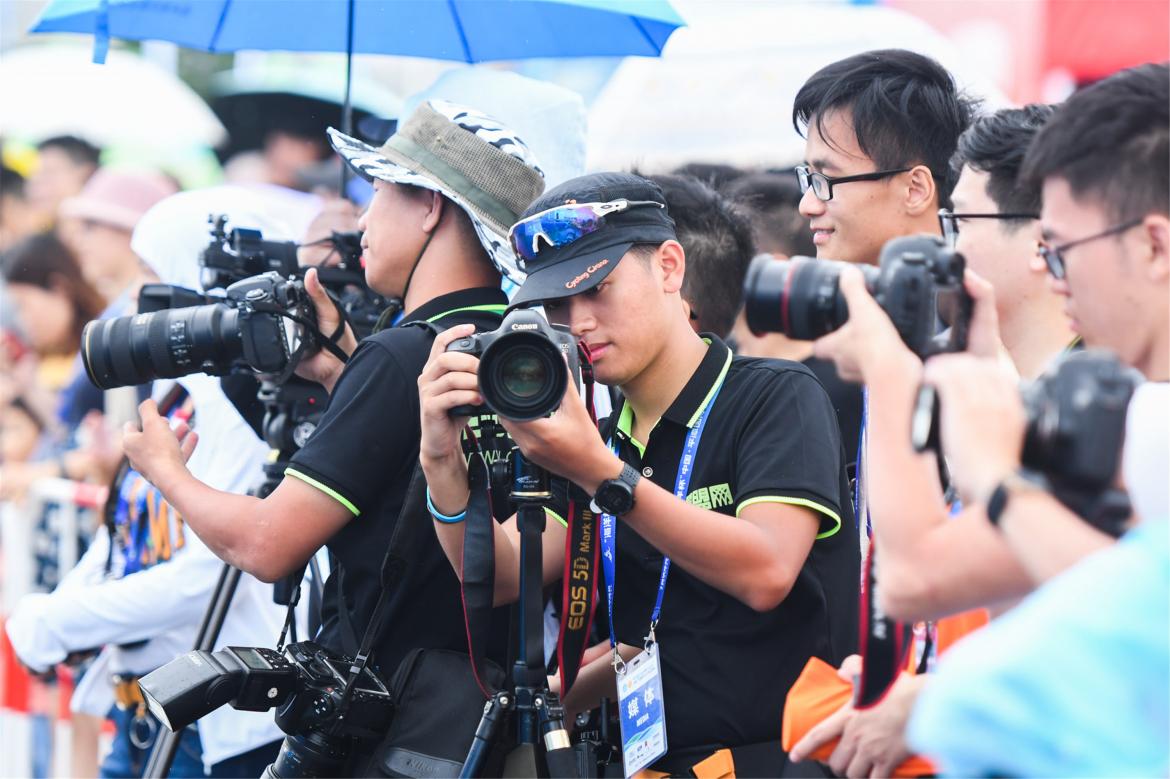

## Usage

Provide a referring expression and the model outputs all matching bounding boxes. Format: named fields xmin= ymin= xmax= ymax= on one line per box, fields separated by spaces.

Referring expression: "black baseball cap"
xmin=509 ymin=172 xmax=676 ymax=308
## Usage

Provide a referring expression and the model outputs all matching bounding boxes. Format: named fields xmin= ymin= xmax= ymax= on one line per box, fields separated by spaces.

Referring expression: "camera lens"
xmin=479 ymin=334 xmax=567 ymax=422
xmin=81 ymin=303 xmax=244 ymax=390
xmin=743 ymin=256 xmax=860 ymax=340
xmin=500 ymin=349 xmax=548 ymax=399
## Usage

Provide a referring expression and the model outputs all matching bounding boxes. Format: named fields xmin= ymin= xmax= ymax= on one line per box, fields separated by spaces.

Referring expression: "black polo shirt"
xmin=598 ymin=336 xmax=859 ymax=765
xmin=285 ymin=287 xmax=509 ymax=677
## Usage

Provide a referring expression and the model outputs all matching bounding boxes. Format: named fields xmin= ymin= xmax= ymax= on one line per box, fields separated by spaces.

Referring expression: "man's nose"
xmin=799 ymin=186 xmax=826 ymax=219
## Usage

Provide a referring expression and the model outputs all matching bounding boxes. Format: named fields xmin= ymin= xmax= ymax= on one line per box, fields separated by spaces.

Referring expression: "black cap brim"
xmin=509 ymin=240 xmax=633 ymax=308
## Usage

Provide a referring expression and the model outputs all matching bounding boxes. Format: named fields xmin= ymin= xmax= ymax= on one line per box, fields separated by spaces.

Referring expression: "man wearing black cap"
xmin=420 ymin=172 xmax=859 ymax=774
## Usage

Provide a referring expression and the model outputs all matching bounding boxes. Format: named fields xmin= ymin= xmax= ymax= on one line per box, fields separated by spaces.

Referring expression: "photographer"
xmin=420 ymin=172 xmax=859 ymax=775
xmin=792 ymin=49 xmax=977 ymax=267
xmin=119 ymin=99 xmax=546 ymax=741
xmin=906 ymin=370 xmax=1168 ymax=777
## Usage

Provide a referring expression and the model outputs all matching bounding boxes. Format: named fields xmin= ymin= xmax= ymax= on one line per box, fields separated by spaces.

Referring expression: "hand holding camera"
xmin=292 ymin=267 xmax=358 ymax=392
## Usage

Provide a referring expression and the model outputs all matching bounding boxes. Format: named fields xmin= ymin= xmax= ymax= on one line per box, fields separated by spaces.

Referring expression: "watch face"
xmin=597 ymin=482 xmax=634 ymax=514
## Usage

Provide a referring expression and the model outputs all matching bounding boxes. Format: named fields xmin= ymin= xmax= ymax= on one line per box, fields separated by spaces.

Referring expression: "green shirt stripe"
xmin=735 ymin=495 xmax=842 ymax=540
xmin=285 ymin=468 xmax=360 ymax=517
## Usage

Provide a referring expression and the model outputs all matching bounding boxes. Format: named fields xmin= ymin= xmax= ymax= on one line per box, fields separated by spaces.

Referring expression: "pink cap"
xmin=59 ymin=169 xmax=178 ymax=231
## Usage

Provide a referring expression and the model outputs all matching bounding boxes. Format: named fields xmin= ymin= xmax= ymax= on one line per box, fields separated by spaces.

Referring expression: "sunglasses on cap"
xmin=509 ymin=199 xmax=665 ymax=268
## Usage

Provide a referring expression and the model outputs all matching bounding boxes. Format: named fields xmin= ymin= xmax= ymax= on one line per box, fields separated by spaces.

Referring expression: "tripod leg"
xmin=143 ymin=564 xmax=241 ymax=778
xmin=536 ymin=693 xmax=579 ymax=779
xmin=460 ymin=691 xmax=511 ymax=779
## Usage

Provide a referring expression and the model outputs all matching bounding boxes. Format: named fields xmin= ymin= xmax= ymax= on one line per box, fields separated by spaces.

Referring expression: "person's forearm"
xmin=998 ymin=491 xmax=1113 ymax=582
xmin=879 ymin=507 xmax=1035 ymax=621
xmin=620 ymin=481 xmax=802 ymax=611
xmin=863 ymin=352 xmax=951 ymax=553
xmin=152 ymin=464 xmax=276 ymax=578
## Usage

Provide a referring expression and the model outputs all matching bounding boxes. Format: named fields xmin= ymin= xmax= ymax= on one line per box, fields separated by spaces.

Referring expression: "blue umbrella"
xmin=31 ymin=0 xmax=684 ymax=61
xmin=32 ymin=0 xmax=682 ymax=186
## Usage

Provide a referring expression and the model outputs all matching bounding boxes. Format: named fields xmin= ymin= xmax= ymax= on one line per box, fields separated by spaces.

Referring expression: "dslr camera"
xmin=82 ymin=271 xmax=318 ymax=390
xmin=139 ymin=641 xmax=392 ymax=778
xmin=81 ymin=215 xmax=387 ymax=391
xmin=446 ymin=308 xmax=581 ymax=422
xmin=912 ymin=350 xmax=1143 ymax=533
xmin=743 ymin=234 xmax=972 ymax=358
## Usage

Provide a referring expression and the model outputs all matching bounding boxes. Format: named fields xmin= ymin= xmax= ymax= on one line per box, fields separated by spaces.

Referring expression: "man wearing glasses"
xmin=792 ymin=49 xmax=977 ymax=266
xmin=941 ymin=104 xmax=1073 ymax=381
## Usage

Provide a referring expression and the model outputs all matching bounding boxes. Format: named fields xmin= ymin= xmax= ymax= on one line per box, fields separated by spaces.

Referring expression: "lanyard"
xmin=600 ymin=377 xmax=725 ymax=659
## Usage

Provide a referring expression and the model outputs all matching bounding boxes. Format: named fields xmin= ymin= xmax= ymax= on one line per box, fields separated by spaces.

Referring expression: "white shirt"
xmin=6 ymin=375 xmax=302 ymax=767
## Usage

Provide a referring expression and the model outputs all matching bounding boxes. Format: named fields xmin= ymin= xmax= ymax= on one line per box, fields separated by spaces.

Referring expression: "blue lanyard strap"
xmin=600 ymin=377 xmax=726 ymax=649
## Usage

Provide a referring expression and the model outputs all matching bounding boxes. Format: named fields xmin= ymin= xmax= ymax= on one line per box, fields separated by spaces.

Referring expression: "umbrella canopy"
xmin=586 ymin=1 xmax=1007 ymax=172
xmin=0 ymin=44 xmax=227 ymax=150
xmin=32 ymin=0 xmax=684 ymax=60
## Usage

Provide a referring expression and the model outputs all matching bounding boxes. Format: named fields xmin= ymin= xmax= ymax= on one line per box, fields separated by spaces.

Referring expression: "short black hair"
xmin=641 ymin=171 xmax=756 ymax=338
xmin=950 ymin=104 xmax=1055 ymax=216
xmin=1021 ymin=62 xmax=1169 ymax=223
xmin=36 ymin=135 xmax=101 ymax=168
xmin=723 ymin=171 xmax=816 ymax=257
xmin=792 ymin=49 xmax=978 ymax=208
xmin=671 ymin=162 xmax=747 ymax=192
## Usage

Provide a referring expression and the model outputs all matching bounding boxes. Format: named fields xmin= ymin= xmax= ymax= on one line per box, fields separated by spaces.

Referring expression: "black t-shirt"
xmin=591 ymin=336 xmax=859 ymax=764
xmin=285 ymin=287 xmax=509 ymax=678
xmin=802 ymin=355 xmax=864 ymax=472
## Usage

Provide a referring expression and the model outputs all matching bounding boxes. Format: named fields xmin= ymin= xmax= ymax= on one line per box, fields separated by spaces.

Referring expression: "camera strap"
xmin=460 ymin=445 xmax=499 ymax=698
xmin=556 ymin=342 xmax=602 ymax=696
xmin=855 ymin=536 xmax=912 ymax=709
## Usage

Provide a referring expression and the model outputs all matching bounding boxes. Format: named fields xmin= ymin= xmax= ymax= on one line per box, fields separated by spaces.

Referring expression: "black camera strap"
xmin=336 ymin=462 xmax=432 ymax=706
xmin=856 ymin=537 xmax=912 ymax=709
xmin=555 ymin=343 xmax=601 ymax=696
xmin=460 ymin=446 xmax=499 ymax=698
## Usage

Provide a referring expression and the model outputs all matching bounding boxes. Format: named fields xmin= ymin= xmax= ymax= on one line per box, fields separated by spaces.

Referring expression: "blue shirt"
xmin=908 ymin=519 xmax=1170 ymax=777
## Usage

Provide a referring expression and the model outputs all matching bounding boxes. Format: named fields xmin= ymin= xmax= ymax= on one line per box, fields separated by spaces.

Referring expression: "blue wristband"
xmin=426 ymin=487 xmax=467 ymax=524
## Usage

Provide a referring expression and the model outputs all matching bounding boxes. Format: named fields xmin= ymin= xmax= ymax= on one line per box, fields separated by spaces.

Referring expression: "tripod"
xmin=143 ymin=378 xmax=325 ymax=778
xmin=459 ymin=451 xmax=583 ymax=779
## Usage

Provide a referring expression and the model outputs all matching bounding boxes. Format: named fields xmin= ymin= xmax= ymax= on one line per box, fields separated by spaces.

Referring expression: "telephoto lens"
xmin=81 ymin=303 xmax=245 ymax=390
xmin=742 ymin=254 xmax=879 ymax=340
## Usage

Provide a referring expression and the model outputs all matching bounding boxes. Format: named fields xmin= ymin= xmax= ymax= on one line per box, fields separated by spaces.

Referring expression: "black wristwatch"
xmin=986 ymin=469 xmax=1048 ymax=526
xmin=591 ymin=463 xmax=641 ymax=516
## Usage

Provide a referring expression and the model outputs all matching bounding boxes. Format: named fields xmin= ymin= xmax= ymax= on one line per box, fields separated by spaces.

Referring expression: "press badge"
xmin=617 ymin=644 xmax=667 ymax=777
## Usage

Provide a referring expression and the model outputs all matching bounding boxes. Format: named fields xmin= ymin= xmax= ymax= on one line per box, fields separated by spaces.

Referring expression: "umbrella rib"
xmin=629 ymin=15 xmax=659 ymax=55
xmin=446 ymin=0 xmax=474 ymax=62
xmin=208 ymin=0 xmax=234 ymax=52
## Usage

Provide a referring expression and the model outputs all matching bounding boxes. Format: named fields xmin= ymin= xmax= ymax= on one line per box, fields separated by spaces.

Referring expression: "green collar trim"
xmin=426 ymin=303 xmax=508 ymax=323
xmin=685 ymin=347 xmax=732 ymax=428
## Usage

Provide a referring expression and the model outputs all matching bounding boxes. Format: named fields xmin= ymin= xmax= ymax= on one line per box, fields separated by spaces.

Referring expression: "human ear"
xmin=421 ymin=189 xmax=444 ymax=233
xmin=1142 ymin=213 xmax=1170 ymax=283
xmin=904 ymin=165 xmax=937 ymax=217
xmin=657 ymin=240 xmax=686 ymax=294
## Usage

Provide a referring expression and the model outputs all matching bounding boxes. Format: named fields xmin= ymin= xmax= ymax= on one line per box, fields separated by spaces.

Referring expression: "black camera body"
xmin=446 ymin=308 xmax=581 ymax=422
xmin=743 ymin=234 xmax=972 ymax=358
xmin=911 ymin=350 xmax=1143 ymax=533
xmin=201 ymin=215 xmax=301 ymax=292
xmin=82 ymin=271 xmax=316 ymax=390
xmin=140 ymin=641 xmax=393 ymax=777
xmin=1020 ymin=350 xmax=1143 ymax=492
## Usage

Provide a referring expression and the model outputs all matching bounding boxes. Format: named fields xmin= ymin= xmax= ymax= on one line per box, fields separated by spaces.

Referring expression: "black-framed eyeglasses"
xmin=1035 ymin=218 xmax=1144 ymax=280
xmin=795 ymin=164 xmax=911 ymax=202
xmin=938 ymin=209 xmax=1040 ymax=248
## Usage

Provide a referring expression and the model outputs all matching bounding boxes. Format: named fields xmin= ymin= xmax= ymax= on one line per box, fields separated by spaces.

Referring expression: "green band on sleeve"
xmin=545 ymin=507 xmax=568 ymax=529
xmin=285 ymin=468 xmax=360 ymax=517
xmin=735 ymin=496 xmax=842 ymax=540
